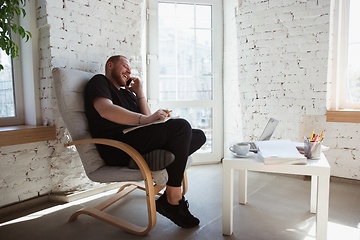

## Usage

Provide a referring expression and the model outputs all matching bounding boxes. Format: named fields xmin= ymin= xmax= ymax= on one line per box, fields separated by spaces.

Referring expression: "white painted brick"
xmin=76 ymin=0 xmax=90 ymax=5
xmin=63 ymin=0 xmax=80 ymax=11
xmin=49 ymin=37 xmax=66 ymax=49
xmin=46 ymin=5 xmax=70 ymax=19
xmin=51 ymin=57 xmax=69 ymax=68
xmin=70 ymin=12 xmax=87 ymax=25
xmin=63 ymin=21 xmax=78 ymax=33
xmin=46 ymin=0 xmax=64 ymax=9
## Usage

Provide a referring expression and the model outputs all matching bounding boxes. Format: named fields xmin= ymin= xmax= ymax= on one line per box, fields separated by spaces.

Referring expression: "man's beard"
xmin=111 ymin=68 xmax=124 ymax=86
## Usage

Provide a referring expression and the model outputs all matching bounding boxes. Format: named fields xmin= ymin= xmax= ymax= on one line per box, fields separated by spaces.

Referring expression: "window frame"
xmin=0 ymin=18 xmax=25 ymax=126
xmin=0 ymin=1 xmax=42 ymax=127
xmin=327 ymin=0 xmax=360 ymax=122
xmin=146 ymin=0 xmax=224 ymax=163
xmin=0 ymin=1 xmax=56 ymax=146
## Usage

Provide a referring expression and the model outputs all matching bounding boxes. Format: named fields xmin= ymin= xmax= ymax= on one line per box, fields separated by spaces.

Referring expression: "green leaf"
xmin=0 ymin=64 xmax=4 ymax=71
xmin=11 ymin=24 xmax=18 ymax=32
xmin=15 ymin=7 xmax=21 ymax=16
xmin=0 ymin=0 xmax=31 ymax=63
xmin=18 ymin=26 xmax=25 ymax=38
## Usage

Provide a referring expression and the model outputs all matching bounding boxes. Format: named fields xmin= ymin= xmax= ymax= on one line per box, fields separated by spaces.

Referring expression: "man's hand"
xmin=125 ymin=77 xmax=142 ymax=96
xmin=141 ymin=109 xmax=171 ymax=125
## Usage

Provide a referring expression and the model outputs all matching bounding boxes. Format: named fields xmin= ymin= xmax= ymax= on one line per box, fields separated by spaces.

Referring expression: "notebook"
xmin=247 ymin=118 xmax=279 ymax=152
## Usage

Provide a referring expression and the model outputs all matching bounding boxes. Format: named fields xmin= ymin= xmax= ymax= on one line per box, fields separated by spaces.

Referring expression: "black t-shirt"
xmin=84 ymin=74 xmax=140 ymax=138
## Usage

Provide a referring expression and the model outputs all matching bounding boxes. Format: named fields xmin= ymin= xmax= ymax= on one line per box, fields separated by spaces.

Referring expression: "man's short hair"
xmin=105 ymin=55 xmax=127 ymax=73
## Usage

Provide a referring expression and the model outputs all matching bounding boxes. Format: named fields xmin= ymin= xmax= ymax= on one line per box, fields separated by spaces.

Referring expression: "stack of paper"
xmin=255 ymin=139 xmax=307 ymax=165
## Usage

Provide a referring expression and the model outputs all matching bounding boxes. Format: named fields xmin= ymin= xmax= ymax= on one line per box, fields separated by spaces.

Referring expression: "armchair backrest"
xmin=52 ymin=67 xmax=105 ymax=176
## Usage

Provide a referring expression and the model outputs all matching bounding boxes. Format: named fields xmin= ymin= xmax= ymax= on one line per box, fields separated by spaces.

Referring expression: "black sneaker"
xmin=156 ymin=191 xmax=200 ymax=228
xmin=129 ymin=149 xmax=175 ymax=171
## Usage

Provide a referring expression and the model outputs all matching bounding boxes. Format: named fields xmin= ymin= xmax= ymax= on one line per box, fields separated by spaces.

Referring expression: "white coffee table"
xmin=222 ymin=152 xmax=330 ymax=240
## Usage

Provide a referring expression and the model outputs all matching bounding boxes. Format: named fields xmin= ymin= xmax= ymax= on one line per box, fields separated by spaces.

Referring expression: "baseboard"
xmin=0 ymin=182 xmax=124 ymax=218
xmin=330 ymin=176 xmax=360 ymax=186
xmin=49 ymin=182 xmax=124 ymax=203
xmin=0 ymin=195 xmax=50 ymax=218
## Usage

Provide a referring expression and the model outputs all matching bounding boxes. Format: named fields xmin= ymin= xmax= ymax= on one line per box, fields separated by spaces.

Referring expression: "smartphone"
xmin=126 ymin=79 xmax=132 ymax=86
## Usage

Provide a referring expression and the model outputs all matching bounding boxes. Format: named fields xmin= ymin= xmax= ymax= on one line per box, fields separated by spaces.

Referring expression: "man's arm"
xmin=126 ymin=77 xmax=151 ymax=116
xmin=94 ymin=97 xmax=168 ymax=125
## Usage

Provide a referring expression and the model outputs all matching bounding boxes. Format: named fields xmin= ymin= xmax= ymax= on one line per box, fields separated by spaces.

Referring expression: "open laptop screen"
xmin=258 ymin=118 xmax=279 ymax=141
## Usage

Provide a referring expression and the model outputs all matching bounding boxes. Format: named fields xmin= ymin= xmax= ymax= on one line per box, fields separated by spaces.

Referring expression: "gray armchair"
xmin=52 ymin=67 xmax=189 ymax=235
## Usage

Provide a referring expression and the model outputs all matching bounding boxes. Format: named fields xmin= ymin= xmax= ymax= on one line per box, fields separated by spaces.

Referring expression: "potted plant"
xmin=0 ymin=0 xmax=32 ymax=71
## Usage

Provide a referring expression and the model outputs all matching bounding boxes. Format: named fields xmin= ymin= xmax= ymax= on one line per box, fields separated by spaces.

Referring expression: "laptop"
xmin=247 ymin=118 xmax=279 ymax=152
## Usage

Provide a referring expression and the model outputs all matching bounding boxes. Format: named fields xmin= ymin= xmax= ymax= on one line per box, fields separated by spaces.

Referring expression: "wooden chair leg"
xmin=68 ymin=181 xmax=157 ymax=236
xmin=68 ymin=171 xmax=188 ymax=235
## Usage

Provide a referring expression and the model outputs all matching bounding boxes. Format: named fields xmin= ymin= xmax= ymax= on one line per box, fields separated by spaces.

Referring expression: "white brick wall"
xmin=229 ymin=0 xmax=359 ymax=180
xmin=223 ymin=0 xmax=243 ymax=148
xmin=0 ymin=0 xmax=145 ymax=208
xmin=44 ymin=0 xmax=144 ymax=193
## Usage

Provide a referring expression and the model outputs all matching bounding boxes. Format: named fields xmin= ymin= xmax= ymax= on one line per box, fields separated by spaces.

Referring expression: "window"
xmin=0 ymin=1 xmax=42 ymax=127
xmin=0 ymin=52 xmax=15 ymax=117
xmin=0 ymin=1 xmax=57 ymax=147
xmin=343 ymin=0 xmax=360 ymax=107
xmin=328 ymin=0 xmax=360 ymax=110
xmin=147 ymin=0 xmax=223 ymax=163
xmin=327 ymin=0 xmax=360 ymax=122
xmin=0 ymin=30 xmax=24 ymax=126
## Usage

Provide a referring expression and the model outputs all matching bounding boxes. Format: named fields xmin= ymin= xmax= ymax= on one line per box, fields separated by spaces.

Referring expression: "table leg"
xmin=222 ymin=166 xmax=234 ymax=235
xmin=316 ymin=175 xmax=330 ymax=240
xmin=310 ymin=175 xmax=318 ymax=213
xmin=239 ymin=169 xmax=247 ymax=204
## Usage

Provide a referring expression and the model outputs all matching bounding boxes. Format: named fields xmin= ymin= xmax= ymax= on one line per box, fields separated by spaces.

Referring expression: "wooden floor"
xmin=0 ymin=164 xmax=359 ymax=240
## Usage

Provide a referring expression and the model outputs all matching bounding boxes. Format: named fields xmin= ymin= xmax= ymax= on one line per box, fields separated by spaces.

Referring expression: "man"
xmin=84 ymin=55 xmax=206 ymax=228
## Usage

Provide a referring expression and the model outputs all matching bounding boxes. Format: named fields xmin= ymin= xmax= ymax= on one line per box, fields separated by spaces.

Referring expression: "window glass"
xmin=0 ymin=51 xmax=15 ymax=118
xmin=168 ymin=107 xmax=213 ymax=153
xmin=345 ymin=0 xmax=360 ymax=103
xmin=158 ymin=2 xmax=213 ymax=101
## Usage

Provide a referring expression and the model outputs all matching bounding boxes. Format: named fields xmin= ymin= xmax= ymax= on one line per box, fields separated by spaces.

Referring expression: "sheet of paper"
xmin=255 ymin=139 xmax=304 ymax=159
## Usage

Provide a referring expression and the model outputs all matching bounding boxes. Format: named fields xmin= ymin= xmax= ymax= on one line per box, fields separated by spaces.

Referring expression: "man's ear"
xmin=107 ymin=61 xmax=113 ymax=71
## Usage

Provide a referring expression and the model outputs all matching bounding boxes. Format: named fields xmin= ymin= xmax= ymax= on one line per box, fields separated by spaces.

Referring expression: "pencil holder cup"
xmin=304 ymin=139 xmax=322 ymax=160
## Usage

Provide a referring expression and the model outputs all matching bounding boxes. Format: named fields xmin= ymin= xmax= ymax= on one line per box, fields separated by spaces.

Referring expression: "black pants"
xmin=97 ymin=118 xmax=206 ymax=187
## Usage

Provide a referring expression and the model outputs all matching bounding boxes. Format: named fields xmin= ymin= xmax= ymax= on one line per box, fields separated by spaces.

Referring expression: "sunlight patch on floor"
xmin=0 ymin=188 xmax=118 ymax=227
xmin=285 ymin=216 xmax=360 ymax=240
xmin=302 ymin=221 xmax=360 ymax=240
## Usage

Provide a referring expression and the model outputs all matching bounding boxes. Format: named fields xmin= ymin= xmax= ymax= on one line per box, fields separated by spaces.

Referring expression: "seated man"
xmin=84 ymin=55 xmax=206 ymax=228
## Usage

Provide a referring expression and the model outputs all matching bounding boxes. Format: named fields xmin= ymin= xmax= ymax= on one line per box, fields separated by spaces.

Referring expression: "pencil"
xmin=310 ymin=131 xmax=314 ymax=141
xmin=319 ymin=130 xmax=324 ymax=141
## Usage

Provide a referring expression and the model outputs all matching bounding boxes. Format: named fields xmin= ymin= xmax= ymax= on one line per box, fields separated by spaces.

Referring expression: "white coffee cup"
xmin=229 ymin=142 xmax=250 ymax=156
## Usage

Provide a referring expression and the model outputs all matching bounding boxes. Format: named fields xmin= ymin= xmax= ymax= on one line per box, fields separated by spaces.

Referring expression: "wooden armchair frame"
xmin=65 ymin=138 xmax=187 ymax=236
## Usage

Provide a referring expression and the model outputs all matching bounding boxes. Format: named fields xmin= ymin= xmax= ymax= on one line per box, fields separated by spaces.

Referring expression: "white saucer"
xmin=231 ymin=152 xmax=255 ymax=158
